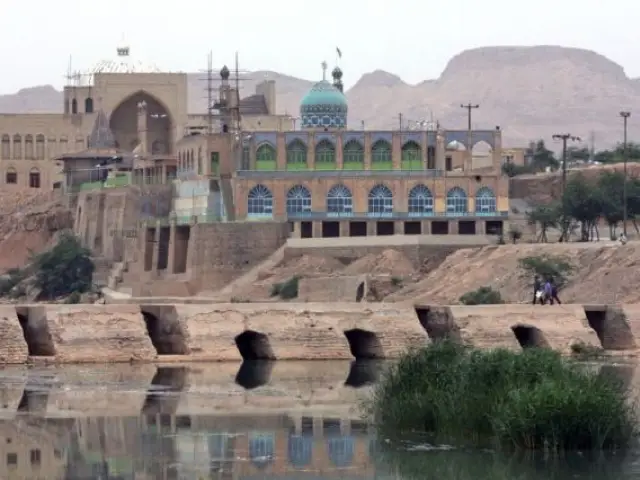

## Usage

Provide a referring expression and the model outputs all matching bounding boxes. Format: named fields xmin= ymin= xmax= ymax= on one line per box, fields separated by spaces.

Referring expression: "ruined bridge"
xmin=0 ymin=303 xmax=639 ymax=364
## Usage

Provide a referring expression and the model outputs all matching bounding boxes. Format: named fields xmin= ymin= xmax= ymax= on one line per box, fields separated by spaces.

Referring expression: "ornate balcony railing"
xmin=236 ymin=169 xmax=447 ymax=178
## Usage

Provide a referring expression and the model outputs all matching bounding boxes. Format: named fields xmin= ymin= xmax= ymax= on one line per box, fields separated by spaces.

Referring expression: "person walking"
xmin=532 ymin=275 xmax=542 ymax=305
xmin=549 ymin=277 xmax=562 ymax=305
xmin=543 ymin=279 xmax=554 ymax=305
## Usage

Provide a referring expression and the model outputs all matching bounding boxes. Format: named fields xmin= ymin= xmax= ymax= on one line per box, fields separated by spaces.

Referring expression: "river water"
xmin=1 ymin=360 xmax=640 ymax=479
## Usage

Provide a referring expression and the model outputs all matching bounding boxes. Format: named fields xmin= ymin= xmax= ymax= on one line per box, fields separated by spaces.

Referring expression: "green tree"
xmin=561 ymin=173 xmax=603 ymax=241
xmin=519 ymin=254 xmax=574 ymax=290
xmin=526 ymin=204 xmax=560 ymax=243
xmin=31 ymin=232 xmax=94 ymax=300
xmin=567 ymin=146 xmax=591 ymax=161
xmin=529 ymin=140 xmax=559 ymax=171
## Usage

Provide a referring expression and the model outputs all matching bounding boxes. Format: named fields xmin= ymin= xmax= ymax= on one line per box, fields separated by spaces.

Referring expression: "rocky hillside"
xmin=0 ymin=187 xmax=72 ymax=272
xmin=386 ymin=243 xmax=640 ymax=305
xmin=2 ymin=46 xmax=640 ymax=147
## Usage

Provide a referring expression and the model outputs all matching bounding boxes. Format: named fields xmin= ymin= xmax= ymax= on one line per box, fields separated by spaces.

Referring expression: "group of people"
xmin=532 ymin=275 xmax=562 ymax=305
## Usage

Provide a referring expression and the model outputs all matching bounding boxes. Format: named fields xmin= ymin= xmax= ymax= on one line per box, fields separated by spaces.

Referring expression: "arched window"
xmin=326 ymin=435 xmax=354 ymax=468
xmin=368 ymin=184 xmax=393 ymax=216
xmin=35 ymin=134 xmax=45 ymax=160
xmin=249 ymin=432 xmax=274 ymax=469
xmin=288 ymin=434 xmax=313 ymax=468
xmin=408 ymin=184 xmax=434 ymax=216
xmin=286 ymin=140 xmax=306 ymax=169
xmin=475 ymin=187 xmax=497 ymax=214
xmin=1 ymin=135 xmax=10 ymax=159
xmin=401 ymin=141 xmax=422 ymax=170
xmin=446 ymin=187 xmax=468 ymax=214
xmin=371 ymin=140 xmax=391 ymax=169
xmin=5 ymin=167 xmax=17 ymax=184
xmin=326 ymin=184 xmax=353 ymax=215
xmin=12 ymin=134 xmax=22 ymax=159
xmin=85 ymin=97 xmax=94 ymax=113
xmin=257 ymin=143 xmax=277 ymax=170
xmin=247 ymin=184 xmax=273 ymax=218
xmin=343 ymin=140 xmax=364 ymax=169
xmin=71 ymin=98 xmax=78 ymax=114
xmin=59 ymin=136 xmax=68 ymax=154
xmin=29 ymin=168 xmax=41 ymax=188
xmin=286 ymin=185 xmax=312 ymax=215
xmin=315 ymin=139 xmax=335 ymax=169
xmin=24 ymin=134 xmax=34 ymax=159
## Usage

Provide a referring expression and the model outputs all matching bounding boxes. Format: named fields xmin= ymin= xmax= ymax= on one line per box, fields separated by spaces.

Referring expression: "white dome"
xmin=78 ymin=45 xmax=161 ymax=85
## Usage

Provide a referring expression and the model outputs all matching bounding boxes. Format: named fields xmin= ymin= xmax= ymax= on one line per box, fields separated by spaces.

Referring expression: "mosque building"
xmin=0 ymin=42 xmax=509 ymax=238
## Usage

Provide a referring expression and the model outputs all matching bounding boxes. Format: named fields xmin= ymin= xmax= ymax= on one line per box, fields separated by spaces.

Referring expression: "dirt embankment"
xmin=0 ymin=188 xmax=72 ymax=272
xmin=229 ymin=249 xmax=420 ymax=301
xmin=387 ymin=242 xmax=640 ymax=305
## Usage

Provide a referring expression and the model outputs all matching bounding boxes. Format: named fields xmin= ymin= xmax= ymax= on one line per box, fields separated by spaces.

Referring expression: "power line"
xmin=460 ymin=103 xmax=479 ymax=131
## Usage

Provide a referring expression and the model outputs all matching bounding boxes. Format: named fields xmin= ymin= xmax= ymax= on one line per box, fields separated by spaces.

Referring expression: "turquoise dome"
xmin=300 ymin=80 xmax=348 ymax=129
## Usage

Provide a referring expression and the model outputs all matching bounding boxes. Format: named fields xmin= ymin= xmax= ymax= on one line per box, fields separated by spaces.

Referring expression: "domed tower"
xmin=300 ymin=61 xmax=348 ymax=129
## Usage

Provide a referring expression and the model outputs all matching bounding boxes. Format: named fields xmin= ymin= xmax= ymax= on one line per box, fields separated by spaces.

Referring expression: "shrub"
xmin=30 ymin=232 xmax=94 ymax=300
xmin=0 ymin=268 xmax=25 ymax=297
xmin=270 ymin=276 xmax=299 ymax=299
xmin=368 ymin=342 xmax=635 ymax=452
xmin=459 ymin=286 xmax=503 ymax=305
xmin=518 ymin=254 xmax=573 ymax=289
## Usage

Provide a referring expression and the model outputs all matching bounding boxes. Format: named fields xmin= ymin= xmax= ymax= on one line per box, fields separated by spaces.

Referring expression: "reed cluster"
xmin=368 ymin=342 xmax=636 ymax=452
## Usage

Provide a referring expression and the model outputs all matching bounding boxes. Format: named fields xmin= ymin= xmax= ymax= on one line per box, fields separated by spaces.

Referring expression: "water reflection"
xmin=1 ymin=361 xmax=639 ymax=479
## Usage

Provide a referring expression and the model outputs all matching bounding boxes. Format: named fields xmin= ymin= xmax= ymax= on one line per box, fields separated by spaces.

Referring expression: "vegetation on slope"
xmin=368 ymin=342 xmax=636 ymax=452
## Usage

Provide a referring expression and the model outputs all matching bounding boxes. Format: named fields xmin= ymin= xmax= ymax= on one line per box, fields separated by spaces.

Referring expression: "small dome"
xmin=332 ymin=66 xmax=343 ymax=80
xmin=78 ymin=45 xmax=161 ymax=86
xmin=220 ymin=65 xmax=230 ymax=80
xmin=300 ymin=80 xmax=348 ymax=129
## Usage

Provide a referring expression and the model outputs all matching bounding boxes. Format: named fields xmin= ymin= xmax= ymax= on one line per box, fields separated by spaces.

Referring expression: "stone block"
xmin=0 ymin=306 xmax=27 ymax=364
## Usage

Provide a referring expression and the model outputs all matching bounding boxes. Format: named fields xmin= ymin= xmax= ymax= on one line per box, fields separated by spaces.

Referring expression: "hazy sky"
xmin=1 ymin=0 xmax=638 ymax=94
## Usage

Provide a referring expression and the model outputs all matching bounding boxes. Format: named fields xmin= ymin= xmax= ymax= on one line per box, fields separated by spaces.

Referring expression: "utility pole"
xmin=460 ymin=103 xmax=479 ymax=131
xmin=552 ymin=133 xmax=581 ymax=242
xmin=552 ymin=133 xmax=581 ymax=196
xmin=398 ymin=113 xmax=403 ymax=131
xmin=620 ymin=111 xmax=631 ymax=236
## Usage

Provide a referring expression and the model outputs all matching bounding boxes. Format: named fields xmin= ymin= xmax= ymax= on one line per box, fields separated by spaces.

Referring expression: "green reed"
xmin=367 ymin=341 xmax=637 ymax=452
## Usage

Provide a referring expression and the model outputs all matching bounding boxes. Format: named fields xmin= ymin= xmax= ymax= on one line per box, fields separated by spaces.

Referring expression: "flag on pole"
xmin=336 ymin=47 xmax=342 ymax=59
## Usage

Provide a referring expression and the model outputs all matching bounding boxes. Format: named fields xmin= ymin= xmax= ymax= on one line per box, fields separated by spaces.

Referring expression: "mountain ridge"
xmin=1 ymin=45 xmax=639 ymax=148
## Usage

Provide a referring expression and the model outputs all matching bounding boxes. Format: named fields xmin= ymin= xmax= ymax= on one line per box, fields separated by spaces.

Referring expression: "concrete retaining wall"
xmin=3 ymin=303 xmax=640 ymax=364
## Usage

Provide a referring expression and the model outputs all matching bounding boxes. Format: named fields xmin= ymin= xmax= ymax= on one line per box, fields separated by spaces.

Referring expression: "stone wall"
xmin=3 ymin=303 xmax=640 ymax=365
xmin=298 ymin=275 xmax=368 ymax=302
xmin=187 ymin=221 xmax=290 ymax=292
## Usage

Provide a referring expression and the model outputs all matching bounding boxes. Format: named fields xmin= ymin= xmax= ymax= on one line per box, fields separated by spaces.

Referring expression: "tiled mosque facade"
xmin=175 ymin=62 xmax=509 ymax=238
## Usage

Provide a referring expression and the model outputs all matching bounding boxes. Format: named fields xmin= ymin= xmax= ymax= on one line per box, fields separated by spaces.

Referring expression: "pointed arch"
xmin=326 ymin=184 xmax=353 ymax=215
xmin=84 ymin=97 xmax=94 ymax=113
xmin=368 ymin=184 xmax=393 ymax=216
xmin=327 ymin=435 xmax=354 ymax=467
xmin=315 ymin=139 xmax=336 ymax=169
xmin=109 ymin=90 xmax=173 ymax=153
xmin=288 ymin=433 xmax=313 ymax=468
xmin=286 ymin=139 xmax=307 ymax=170
xmin=5 ymin=167 xmax=17 ymax=184
xmin=286 ymin=185 xmax=312 ymax=214
xmin=408 ymin=184 xmax=434 ymax=216
xmin=249 ymin=432 xmax=274 ymax=469
xmin=247 ymin=184 xmax=273 ymax=218
xmin=446 ymin=187 xmax=468 ymax=214
xmin=343 ymin=140 xmax=364 ymax=170
xmin=71 ymin=98 xmax=78 ymax=114
xmin=401 ymin=140 xmax=422 ymax=170
xmin=475 ymin=186 xmax=497 ymax=214
xmin=254 ymin=142 xmax=276 ymax=170
xmin=35 ymin=134 xmax=45 ymax=160
xmin=12 ymin=134 xmax=21 ymax=159
xmin=371 ymin=139 xmax=392 ymax=170
xmin=1 ymin=134 xmax=9 ymax=159
xmin=24 ymin=134 xmax=34 ymax=159
xmin=29 ymin=167 xmax=41 ymax=188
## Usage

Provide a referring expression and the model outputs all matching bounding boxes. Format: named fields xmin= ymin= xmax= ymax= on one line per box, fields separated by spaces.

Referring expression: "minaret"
xmin=137 ymin=100 xmax=148 ymax=154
